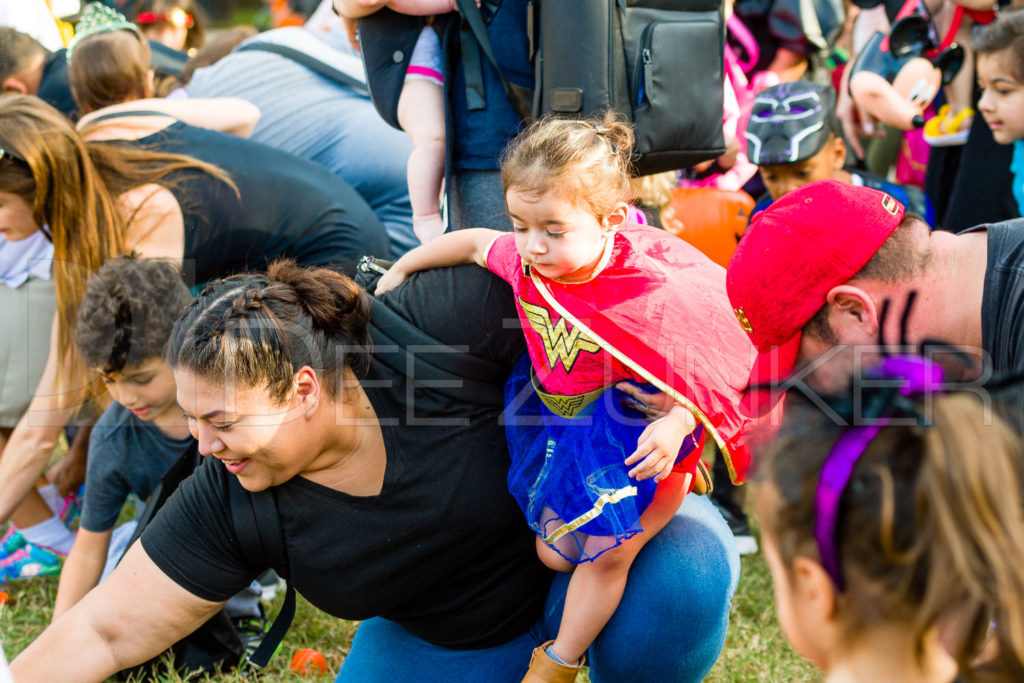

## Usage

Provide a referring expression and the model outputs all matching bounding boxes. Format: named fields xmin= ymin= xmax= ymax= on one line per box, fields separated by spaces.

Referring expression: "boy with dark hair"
xmin=53 ymin=257 xmax=195 ymax=618
xmin=744 ymin=80 xmax=934 ymax=224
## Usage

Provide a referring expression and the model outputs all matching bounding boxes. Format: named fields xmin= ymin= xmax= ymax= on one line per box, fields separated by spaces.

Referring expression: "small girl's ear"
xmin=604 ymin=201 xmax=631 ymax=233
xmin=792 ymin=555 xmax=839 ymax=624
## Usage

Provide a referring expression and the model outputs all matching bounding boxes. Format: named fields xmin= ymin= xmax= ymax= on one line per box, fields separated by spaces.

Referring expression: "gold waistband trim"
xmin=543 ymin=486 xmax=639 ymax=544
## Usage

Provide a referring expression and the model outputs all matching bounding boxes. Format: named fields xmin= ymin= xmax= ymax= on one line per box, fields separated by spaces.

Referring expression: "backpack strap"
xmin=234 ymin=42 xmax=369 ymax=96
xmin=453 ymin=0 xmax=533 ymax=121
xmin=228 ymin=479 xmax=296 ymax=668
xmin=125 ymin=444 xmax=200 ymax=551
xmin=356 ymin=258 xmax=508 ymax=407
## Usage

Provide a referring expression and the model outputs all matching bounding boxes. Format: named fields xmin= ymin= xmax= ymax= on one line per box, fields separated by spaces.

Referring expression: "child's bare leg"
xmin=945 ymin=24 xmax=974 ymax=119
xmin=536 ymin=536 xmax=574 ymax=573
xmin=548 ymin=471 xmax=689 ymax=664
xmin=397 ymin=79 xmax=446 ymax=243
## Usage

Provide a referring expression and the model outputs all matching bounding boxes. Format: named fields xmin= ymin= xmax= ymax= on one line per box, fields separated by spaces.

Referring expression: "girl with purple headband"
xmin=753 ymin=356 xmax=1024 ymax=682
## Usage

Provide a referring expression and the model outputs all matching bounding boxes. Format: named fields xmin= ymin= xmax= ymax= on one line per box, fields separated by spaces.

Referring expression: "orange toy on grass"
xmin=290 ymin=648 xmax=329 ymax=676
xmin=660 ymin=187 xmax=755 ymax=268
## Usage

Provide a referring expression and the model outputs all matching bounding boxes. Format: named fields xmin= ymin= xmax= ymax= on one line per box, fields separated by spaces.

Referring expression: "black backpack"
xmin=357 ymin=0 xmax=726 ymax=175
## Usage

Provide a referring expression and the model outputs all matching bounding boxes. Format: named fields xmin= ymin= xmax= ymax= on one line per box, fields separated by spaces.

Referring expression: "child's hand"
xmin=624 ymin=405 xmax=698 ymax=482
xmin=374 ymin=267 xmax=408 ymax=295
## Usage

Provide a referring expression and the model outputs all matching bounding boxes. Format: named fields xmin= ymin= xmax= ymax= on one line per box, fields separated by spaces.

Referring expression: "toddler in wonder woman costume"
xmin=377 ymin=112 xmax=765 ymax=682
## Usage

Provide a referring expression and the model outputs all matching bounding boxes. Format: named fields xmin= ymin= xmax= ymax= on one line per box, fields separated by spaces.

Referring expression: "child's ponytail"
xmin=916 ymin=396 xmax=1024 ymax=681
xmin=592 ymin=109 xmax=636 ymax=176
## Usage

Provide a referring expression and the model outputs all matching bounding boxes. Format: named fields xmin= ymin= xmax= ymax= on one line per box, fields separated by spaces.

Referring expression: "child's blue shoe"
xmin=0 ymin=545 xmax=62 ymax=582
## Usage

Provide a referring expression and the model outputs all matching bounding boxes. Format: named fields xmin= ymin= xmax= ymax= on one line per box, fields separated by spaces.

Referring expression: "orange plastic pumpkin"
xmin=660 ymin=187 xmax=755 ymax=268
xmin=290 ymin=648 xmax=329 ymax=676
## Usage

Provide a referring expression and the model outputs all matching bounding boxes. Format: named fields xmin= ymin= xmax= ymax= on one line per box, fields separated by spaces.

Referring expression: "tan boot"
xmin=521 ymin=641 xmax=584 ymax=683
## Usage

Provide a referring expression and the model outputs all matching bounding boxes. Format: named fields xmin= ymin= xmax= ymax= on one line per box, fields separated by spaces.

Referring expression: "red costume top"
xmin=484 ymin=224 xmax=765 ymax=483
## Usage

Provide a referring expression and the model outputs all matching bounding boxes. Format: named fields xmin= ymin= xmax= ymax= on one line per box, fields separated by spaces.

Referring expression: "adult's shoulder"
xmin=963 ymin=218 xmax=1024 ymax=264
xmin=373 ymin=264 xmax=525 ymax=365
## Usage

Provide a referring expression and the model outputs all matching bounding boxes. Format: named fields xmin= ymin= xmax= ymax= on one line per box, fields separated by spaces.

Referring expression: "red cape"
xmin=531 ymin=224 xmax=772 ymax=483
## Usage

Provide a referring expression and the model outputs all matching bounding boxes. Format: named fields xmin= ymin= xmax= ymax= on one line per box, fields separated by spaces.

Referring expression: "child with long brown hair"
xmin=754 ymin=356 xmax=1024 ymax=682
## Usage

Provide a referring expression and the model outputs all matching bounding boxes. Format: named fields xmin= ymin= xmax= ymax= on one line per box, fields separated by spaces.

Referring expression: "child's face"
xmin=977 ymin=50 xmax=1024 ymax=145
xmin=143 ymin=21 xmax=188 ymax=52
xmin=0 ymin=191 xmax=41 ymax=242
xmin=759 ymin=137 xmax=846 ymax=201
xmin=101 ymin=358 xmax=179 ymax=423
xmin=506 ymin=186 xmax=623 ymax=282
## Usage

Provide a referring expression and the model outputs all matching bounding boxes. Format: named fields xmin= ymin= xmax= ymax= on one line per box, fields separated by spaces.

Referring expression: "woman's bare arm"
xmin=78 ymin=98 xmax=261 ymax=139
xmin=13 ymin=542 xmax=224 ymax=682
xmin=0 ymin=317 xmax=85 ymax=524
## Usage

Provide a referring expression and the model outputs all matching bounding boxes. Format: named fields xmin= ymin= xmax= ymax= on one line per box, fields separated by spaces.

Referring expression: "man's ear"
xmin=825 ymin=285 xmax=879 ymax=337
xmin=604 ymin=201 xmax=631 ymax=233
xmin=1 ymin=77 xmax=29 ymax=94
xmin=829 ymin=137 xmax=847 ymax=172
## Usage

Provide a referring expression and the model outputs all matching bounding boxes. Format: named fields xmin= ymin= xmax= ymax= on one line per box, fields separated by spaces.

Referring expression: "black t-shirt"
xmin=973 ymin=220 xmax=1024 ymax=429
xmin=142 ymin=266 xmax=551 ymax=649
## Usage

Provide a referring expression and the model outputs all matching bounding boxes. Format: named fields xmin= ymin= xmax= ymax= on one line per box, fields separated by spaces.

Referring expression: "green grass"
xmin=0 ymin=550 xmax=818 ymax=682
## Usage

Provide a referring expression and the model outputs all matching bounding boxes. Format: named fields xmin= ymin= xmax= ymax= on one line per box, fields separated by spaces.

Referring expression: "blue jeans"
xmin=336 ymin=494 xmax=740 ymax=682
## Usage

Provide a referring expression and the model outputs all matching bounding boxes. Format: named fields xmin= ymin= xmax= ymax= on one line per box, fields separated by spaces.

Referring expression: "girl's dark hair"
xmin=973 ymin=8 xmax=1024 ymax=82
xmin=166 ymin=261 xmax=371 ymax=402
xmin=75 ymin=257 xmax=192 ymax=375
xmin=755 ymin=393 xmax=1024 ymax=681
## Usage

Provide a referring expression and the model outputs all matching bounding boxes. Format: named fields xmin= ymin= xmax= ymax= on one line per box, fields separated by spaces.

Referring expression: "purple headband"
xmin=813 ymin=355 xmax=944 ymax=591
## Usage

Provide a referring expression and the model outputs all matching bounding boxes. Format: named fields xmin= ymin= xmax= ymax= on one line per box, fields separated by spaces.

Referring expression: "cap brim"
xmin=741 ymin=332 xmax=802 ymax=417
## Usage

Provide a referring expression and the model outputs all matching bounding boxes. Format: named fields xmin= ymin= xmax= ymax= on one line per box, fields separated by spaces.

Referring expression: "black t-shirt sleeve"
xmin=140 ymin=458 xmax=261 ymax=602
xmin=376 ymin=264 xmax=526 ymax=367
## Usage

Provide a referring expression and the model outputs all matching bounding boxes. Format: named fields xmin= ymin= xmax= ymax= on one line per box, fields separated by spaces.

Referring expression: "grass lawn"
xmin=0 ymin=550 xmax=818 ymax=682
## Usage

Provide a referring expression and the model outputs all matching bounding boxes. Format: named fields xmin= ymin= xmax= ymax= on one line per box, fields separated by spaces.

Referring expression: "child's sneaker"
xmin=59 ymin=485 xmax=85 ymax=532
xmin=0 ymin=545 xmax=62 ymax=582
xmin=0 ymin=525 xmax=26 ymax=557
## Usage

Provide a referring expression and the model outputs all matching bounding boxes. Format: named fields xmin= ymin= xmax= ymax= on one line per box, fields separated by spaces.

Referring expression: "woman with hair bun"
xmin=12 ymin=262 xmax=740 ymax=683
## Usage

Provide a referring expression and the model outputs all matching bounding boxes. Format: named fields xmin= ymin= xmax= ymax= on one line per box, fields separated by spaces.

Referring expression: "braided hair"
xmin=166 ymin=260 xmax=371 ymax=402
xmin=75 ymin=256 xmax=192 ymax=375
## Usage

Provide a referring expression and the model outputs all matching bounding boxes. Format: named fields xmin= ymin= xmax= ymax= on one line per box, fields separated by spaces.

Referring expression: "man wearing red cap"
xmin=726 ymin=179 xmax=1024 ymax=420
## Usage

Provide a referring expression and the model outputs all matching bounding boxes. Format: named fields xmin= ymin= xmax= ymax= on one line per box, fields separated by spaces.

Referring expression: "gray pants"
xmin=448 ymin=170 xmax=512 ymax=232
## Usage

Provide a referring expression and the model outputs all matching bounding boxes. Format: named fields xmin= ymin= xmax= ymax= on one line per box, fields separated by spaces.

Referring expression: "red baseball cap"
xmin=726 ymin=179 xmax=906 ymax=414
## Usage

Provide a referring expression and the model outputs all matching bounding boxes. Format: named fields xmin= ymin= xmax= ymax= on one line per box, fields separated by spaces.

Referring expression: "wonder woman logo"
xmin=519 ymin=299 xmax=600 ymax=373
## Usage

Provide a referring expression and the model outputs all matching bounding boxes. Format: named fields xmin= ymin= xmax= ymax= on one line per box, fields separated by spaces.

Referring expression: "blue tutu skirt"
xmin=504 ymin=355 xmax=702 ymax=563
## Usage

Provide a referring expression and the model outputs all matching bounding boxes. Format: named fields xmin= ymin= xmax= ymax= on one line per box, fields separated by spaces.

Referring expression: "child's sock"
xmin=545 ymin=646 xmax=579 ymax=666
xmin=37 ymin=483 xmax=64 ymax=516
xmin=19 ymin=515 xmax=74 ymax=555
